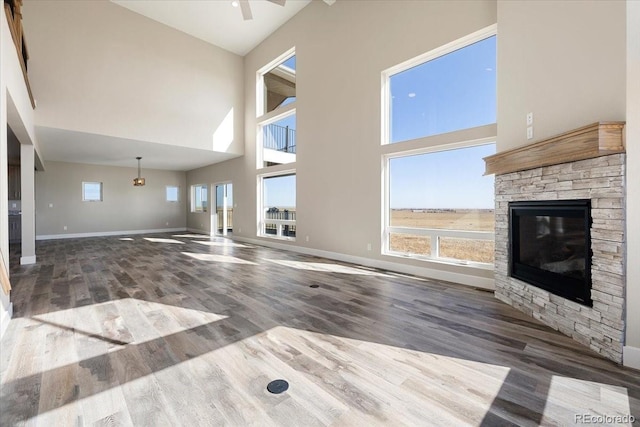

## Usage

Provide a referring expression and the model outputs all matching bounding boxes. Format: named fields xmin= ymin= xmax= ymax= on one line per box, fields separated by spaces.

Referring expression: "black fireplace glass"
xmin=509 ymin=200 xmax=592 ymax=306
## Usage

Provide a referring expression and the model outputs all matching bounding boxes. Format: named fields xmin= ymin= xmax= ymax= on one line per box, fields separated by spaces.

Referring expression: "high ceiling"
xmin=36 ymin=127 xmax=242 ymax=172
xmin=29 ymin=1 xmax=315 ymax=171
xmin=112 ymin=0 xmax=312 ymax=56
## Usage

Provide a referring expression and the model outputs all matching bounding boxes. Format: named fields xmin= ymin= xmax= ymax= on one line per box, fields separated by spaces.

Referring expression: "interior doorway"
xmin=214 ymin=182 xmax=233 ymax=236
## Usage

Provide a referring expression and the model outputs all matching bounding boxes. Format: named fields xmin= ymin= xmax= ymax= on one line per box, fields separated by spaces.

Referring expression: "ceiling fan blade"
xmin=239 ymin=0 xmax=253 ymax=20
xmin=267 ymin=0 xmax=287 ymax=6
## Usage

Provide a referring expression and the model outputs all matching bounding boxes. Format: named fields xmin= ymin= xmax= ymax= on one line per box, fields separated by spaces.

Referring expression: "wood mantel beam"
xmin=484 ymin=122 xmax=625 ymax=176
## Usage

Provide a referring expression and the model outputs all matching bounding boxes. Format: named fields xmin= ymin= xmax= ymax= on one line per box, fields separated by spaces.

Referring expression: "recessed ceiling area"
xmin=111 ymin=0 xmax=312 ymax=56
xmin=35 ymin=127 xmax=241 ymax=171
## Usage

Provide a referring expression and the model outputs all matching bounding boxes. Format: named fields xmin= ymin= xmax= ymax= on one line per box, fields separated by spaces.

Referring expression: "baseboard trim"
xmin=232 ymin=236 xmax=495 ymax=290
xmin=623 ymin=345 xmax=640 ymax=370
xmin=36 ymin=228 xmax=187 ymax=241
xmin=0 ymin=302 xmax=13 ymax=341
xmin=20 ymin=255 xmax=36 ymax=265
xmin=187 ymin=228 xmax=214 ymax=236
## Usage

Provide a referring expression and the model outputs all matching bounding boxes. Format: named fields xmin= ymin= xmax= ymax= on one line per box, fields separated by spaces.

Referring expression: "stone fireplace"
xmin=485 ymin=122 xmax=626 ymax=363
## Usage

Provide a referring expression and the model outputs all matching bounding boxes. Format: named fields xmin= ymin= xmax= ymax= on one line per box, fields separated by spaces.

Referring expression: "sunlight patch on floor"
xmin=172 ymin=234 xmax=211 ymax=239
xmin=540 ymin=375 xmax=633 ymax=426
xmin=119 ymin=238 xmax=134 ymax=241
xmin=144 ymin=238 xmax=185 ymax=244
xmin=10 ymin=299 xmax=228 ymax=380
xmin=267 ymin=259 xmax=392 ymax=276
xmin=192 ymin=240 xmax=252 ymax=248
xmin=181 ymin=252 xmax=257 ymax=265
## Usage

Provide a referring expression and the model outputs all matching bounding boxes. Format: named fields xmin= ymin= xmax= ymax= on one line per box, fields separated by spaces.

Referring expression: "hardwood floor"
xmin=1 ymin=233 xmax=638 ymax=426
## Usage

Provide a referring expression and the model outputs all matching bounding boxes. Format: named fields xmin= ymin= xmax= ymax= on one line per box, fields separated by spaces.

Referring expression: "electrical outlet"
xmin=367 ymin=243 xmax=372 ymax=251
xmin=12 ymin=203 xmax=17 ymax=208
xmin=526 ymin=112 xmax=534 ymax=126
xmin=165 ymin=222 xmax=169 ymax=226
xmin=63 ymin=226 xmax=67 ymax=231
xmin=239 ymin=228 xmax=242 ymax=233
xmin=527 ymin=126 xmax=534 ymax=140
xmin=48 ymin=203 xmax=53 ymax=208
xmin=306 ymin=235 xmax=310 ymax=242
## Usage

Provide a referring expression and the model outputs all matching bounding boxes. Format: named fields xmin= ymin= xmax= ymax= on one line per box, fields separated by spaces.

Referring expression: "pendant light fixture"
xmin=133 ymin=157 xmax=145 ymax=186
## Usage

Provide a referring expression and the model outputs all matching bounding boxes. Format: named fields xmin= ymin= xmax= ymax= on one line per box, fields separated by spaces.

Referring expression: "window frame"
xmin=257 ymin=170 xmax=296 ymax=241
xmin=82 ymin=182 xmax=103 ymax=202
xmin=381 ymin=25 xmax=497 ymax=147
xmin=190 ymin=184 xmax=208 ymax=213
xmin=381 ymin=25 xmax=497 ymax=268
xmin=256 ymin=48 xmax=297 ymax=170
xmin=383 ymin=139 xmax=496 ymax=267
xmin=166 ymin=185 xmax=179 ymax=203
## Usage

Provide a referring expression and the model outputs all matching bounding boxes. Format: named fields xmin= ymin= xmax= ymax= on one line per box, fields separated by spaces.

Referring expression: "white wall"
xmin=36 ymin=162 xmax=187 ymax=238
xmin=22 ymin=0 xmax=244 ymax=155
xmin=497 ymin=0 xmax=626 ymax=150
xmin=187 ymin=0 xmax=497 ymax=287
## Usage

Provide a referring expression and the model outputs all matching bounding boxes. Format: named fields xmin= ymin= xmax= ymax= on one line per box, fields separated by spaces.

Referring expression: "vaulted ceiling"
xmin=112 ymin=0 xmax=312 ymax=55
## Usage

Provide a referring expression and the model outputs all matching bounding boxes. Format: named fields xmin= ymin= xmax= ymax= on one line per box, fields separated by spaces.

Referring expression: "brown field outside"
xmin=390 ymin=209 xmax=495 ymax=263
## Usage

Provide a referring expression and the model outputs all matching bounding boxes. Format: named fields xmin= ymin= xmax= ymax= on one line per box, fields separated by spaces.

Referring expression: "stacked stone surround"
xmin=494 ymin=153 xmax=625 ymax=363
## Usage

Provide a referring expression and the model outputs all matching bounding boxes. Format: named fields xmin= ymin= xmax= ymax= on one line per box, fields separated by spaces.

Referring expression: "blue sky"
xmin=389 ymin=143 xmax=495 ymax=209
xmin=389 ymin=36 xmax=496 ymax=209
xmin=264 ymin=174 xmax=296 ymax=208
xmin=264 ymin=37 xmax=496 ymax=210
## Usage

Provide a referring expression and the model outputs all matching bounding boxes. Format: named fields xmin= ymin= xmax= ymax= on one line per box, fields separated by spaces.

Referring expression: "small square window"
xmin=166 ymin=186 xmax=179 ymax=202
xmin=82 ymin=182 xmax=103 ymax=202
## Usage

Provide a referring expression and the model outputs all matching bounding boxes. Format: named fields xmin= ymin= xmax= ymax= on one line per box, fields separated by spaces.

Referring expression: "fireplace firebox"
xmin=509 ymin=200 xmax=592 ymax=306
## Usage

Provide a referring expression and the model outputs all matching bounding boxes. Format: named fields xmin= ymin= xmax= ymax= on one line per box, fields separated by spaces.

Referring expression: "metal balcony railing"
xmin=263 ymin=123 xmax=296 ymax=154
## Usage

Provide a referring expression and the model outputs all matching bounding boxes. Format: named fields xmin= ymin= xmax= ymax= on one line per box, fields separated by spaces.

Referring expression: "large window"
xmin=387 ymin=144 xmax=495 ymax=263
xmin=191 ymin=184 xmax=208 ymax=213
xmin=257 ymin=50 xmax=296 ymax=169
xmin=259 ymin=173 xmax=296 ymax=239
xmin=389 ymin=36 xmax=496 ymax=144
xmin=82 ymin=182 xmax=102 ymax=202
xmin=383 ymin=26 xmax=496 ymax=266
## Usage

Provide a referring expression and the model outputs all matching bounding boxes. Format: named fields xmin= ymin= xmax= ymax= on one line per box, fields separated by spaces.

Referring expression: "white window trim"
xmin=256 ymin=48 xmax=297 ymax=170
xmin=256 ymin=108 xmax=297 ymax=170
xmin=166 ymin=185 xmax=179 ymax=203
xmin=214 ymin=181 xmax=233 ymax=236
xmin=380 ymin=25 xmax=497 ymax=268
xmin=382 ymin=140 xmax=496 ymax=267
xmin=82 ymin=182 xmax=103 ymax=202
xmin=381 ymin=24 xmax=497 ymax=146
xmin=257 ymin=169 xmax=296 ymax=241
xmin=256 ymin=47 xmax=296 ymax=119
xmin=191 ymin=184 xmax=208 ymax=213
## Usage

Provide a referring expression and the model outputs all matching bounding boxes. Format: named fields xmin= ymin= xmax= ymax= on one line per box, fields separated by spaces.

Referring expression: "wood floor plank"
xmin=2 ymin=232 xmax=639 ymax=426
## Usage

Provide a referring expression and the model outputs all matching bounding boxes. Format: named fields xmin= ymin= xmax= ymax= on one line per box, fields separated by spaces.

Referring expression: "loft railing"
xmin=3 ymin=0 xmax=34 ymax=108
xmin=263 ymin=123 xmax=296 ymax=154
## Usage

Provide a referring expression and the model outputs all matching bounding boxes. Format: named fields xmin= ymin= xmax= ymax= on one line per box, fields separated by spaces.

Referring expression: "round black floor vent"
xmin=309 ymin=284 xmax=320 ymax=288
xmin=267 ymin=379 xmax=289 ymax=394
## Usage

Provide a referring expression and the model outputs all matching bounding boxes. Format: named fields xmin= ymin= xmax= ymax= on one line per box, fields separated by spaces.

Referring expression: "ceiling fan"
xmin=233 ymin=0 xmax=335 ymax=21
